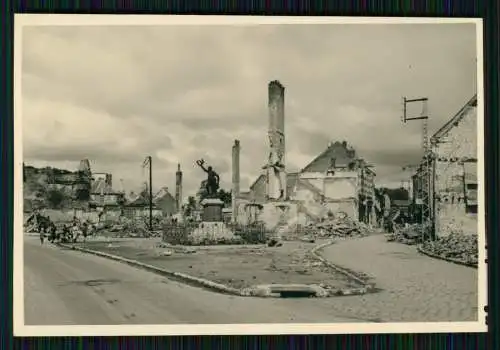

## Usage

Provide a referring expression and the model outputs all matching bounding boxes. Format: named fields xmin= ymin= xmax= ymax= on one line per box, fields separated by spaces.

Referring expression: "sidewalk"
xmin=318 ymin=234 xmax=479 ymax=322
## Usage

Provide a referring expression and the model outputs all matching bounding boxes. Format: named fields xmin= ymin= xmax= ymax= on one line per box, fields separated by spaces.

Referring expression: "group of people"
xmin=27 ymin=210 xmax=94 ymax=245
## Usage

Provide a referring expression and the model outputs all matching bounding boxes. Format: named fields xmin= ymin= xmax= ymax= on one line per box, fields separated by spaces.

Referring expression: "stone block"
xmin=200 ymin=198 xmax=224 ymax=222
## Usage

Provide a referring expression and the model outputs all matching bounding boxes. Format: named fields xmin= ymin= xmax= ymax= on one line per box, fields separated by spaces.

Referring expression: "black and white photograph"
xmin=14 ymin=15 xmax=486 ymax=336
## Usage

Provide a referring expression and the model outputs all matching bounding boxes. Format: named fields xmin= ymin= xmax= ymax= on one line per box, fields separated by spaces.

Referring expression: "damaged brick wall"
xmin=433 ymin=104 xmax=477 ymax=237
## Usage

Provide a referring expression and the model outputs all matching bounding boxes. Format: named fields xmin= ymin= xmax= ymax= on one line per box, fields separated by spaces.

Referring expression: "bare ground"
xmin=74 ymin=238 xmax=360 ymax=291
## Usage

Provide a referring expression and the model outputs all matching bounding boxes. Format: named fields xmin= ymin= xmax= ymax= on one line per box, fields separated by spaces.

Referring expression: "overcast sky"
xmin=21 ymin=22 xmax=478 ymax=201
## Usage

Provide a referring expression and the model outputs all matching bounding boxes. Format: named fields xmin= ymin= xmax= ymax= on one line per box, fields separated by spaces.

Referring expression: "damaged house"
xmin=413 ymin=94 xmax=478 ymax=237
xmin=238 ymin=141 xmax=376 ymax=225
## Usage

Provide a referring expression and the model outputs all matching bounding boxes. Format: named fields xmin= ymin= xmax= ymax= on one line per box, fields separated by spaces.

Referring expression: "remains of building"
xmin=23 ymin=158 xmax=182 ymax=233
xmin=231 ymin=80 xmax=377 ymax=238
xmin=412 ymin=94 xmax=478 ymax=238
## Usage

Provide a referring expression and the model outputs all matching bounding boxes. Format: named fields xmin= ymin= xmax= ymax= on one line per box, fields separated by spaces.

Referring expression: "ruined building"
xmin=89 ymin=173 xmax=124 ymax=207
xmin=413 ymin=94 xmax=478 ymax=237
xmin=240 ymin=140 xmax=376 ymax=224
xmin=231 ymin=81 xmax=377 ymax=229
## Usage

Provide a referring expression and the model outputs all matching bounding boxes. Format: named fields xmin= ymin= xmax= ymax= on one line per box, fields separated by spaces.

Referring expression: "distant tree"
xmin=45 ymin=188 xmax=67 ymax=209
xmin=74 ymin=170 xmax=91 ymax=201
xmin=184 ymin=196 xmax=197 ymax=217
xmin=217 ymin=189 xmax=232 ymax=207
xmin=74 ymin=188 xmax=91 ymax=201
xmin=197 ymin=180 xmax=209 ymax=202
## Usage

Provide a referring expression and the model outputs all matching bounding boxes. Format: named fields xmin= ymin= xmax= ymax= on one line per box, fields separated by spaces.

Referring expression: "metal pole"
xmin=149 ymin=156 xmax=153 ymax=231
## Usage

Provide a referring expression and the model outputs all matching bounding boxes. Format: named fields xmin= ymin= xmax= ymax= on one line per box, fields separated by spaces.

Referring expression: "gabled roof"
xmin=431 ymin=94 xmax=477 ymax=144
xmin=249 ymin=174 xmax=266 ymax=190
xmin=301 ymin=141 xmax=357 ymax=173
xmin=154 ymin=187 xmax=176 ymax=204
xmin=126 ymin=191 xmax=140 ymax=203
xmin=126 ymin=196 xmax=153 ymax=207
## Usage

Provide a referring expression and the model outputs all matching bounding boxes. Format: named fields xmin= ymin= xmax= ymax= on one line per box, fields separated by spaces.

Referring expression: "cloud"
xmin=20 ymin=21 xmax=478 ymax=201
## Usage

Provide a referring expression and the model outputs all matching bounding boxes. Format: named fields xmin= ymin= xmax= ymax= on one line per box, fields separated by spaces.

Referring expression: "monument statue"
xmin=196 ymin=159 xmax=220 ymax=197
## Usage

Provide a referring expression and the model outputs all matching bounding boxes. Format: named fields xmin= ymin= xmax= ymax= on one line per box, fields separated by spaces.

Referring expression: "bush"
xmin=45 ymin=189 xmax=67 ymax=209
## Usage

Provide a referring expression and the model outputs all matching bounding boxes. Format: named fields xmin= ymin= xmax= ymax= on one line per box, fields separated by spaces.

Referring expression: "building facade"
xmin=413 ymin=95 xmax=478 ymax=237
xmin=240 ymin=141 xmax=376 ymax=225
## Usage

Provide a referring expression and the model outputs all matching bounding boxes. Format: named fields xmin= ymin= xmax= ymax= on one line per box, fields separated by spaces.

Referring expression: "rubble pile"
xmin=386 ymin=223 xmax=432 ymax=245
xmin=182 ymin=222 xmax=243 ymax=246
xmin=106 ymin=217 xmax=163 ymax=237
xmin=421 ymin=232 xmax=478 ymax=266
xmin=304 ymin=212 xmax=371 ymax=238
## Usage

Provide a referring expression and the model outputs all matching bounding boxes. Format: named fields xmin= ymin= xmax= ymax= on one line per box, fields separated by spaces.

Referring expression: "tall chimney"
xmin=232 ymin=140 xmax=241 ymax=223
xmin=266 ymin=80 xmax=286 ymax=200
xmin=175 ymin=163 xmax=183 ymax=213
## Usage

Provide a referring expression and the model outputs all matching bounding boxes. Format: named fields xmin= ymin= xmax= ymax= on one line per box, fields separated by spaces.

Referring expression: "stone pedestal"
xmin=200 ymin=198 xmax=224 ymax=222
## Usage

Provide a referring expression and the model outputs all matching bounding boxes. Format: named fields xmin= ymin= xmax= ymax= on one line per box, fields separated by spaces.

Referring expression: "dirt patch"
xmin=77 ymin=239 xmax=360 ymax=291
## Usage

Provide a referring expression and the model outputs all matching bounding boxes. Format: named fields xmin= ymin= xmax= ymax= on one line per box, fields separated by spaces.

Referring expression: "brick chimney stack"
xmin=175 ymin=163 xmax=183 ymax=213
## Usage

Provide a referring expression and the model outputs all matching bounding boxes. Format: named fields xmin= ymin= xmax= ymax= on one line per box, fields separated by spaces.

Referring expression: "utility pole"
xmin=149 ymin=156 xmax=153 ymax=231
xmin=401 ymin=96 xmax=433 ymax=241
xmin=142 ymin=156 xmax=153 ymax=231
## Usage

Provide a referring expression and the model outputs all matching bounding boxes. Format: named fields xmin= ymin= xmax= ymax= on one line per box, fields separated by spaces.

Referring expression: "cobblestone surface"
xmin=314 ymin=234 xmax=479 ymax=322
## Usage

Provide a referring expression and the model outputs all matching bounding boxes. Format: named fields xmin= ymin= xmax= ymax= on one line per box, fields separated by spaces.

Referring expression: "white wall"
xmin=323 ymin=177 xmax=357 ymax=200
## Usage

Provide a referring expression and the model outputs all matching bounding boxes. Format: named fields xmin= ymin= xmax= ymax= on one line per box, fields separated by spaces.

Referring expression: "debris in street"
xmin=304 ymin=212 xmax=371 ymax=238
xmin=157 ymin=250 xmax=173 ymax=257
xmin=421 ymin=232 xmax=478 ymax=265
xmin=267 ymin=239 xmax=283 ymax=247
xmin=386 ymin=222 xmax=432 ymax=245
xmin=300 ymin=236 xmax=315 ymax=243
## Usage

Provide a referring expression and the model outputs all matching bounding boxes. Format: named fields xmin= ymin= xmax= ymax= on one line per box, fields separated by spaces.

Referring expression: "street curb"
xmin=58 ymin=241 xmax=373 ymax=298
xmin=310 ymin=240 xmax=376 ymax=295
xmin=417 ymin=245 xmax=478 ymax=269
xmin=57 ymin=243 xmax=242 ymax=296
xmin=241 ymin=284 xmax=329 ymax=298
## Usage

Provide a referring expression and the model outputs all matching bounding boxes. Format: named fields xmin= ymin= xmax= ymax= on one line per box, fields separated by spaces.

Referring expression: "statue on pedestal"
xmin=196 ymin=159 xmax=220 ymax=197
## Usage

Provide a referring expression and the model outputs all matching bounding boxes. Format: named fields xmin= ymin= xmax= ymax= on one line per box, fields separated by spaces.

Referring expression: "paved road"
xmin=24 ymin=233 xmax=479 ymax=325
xmin=24 ymin=236 xmax=368 ymax=325
xmin=319 ymin=235 xmax=480 ymax=322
